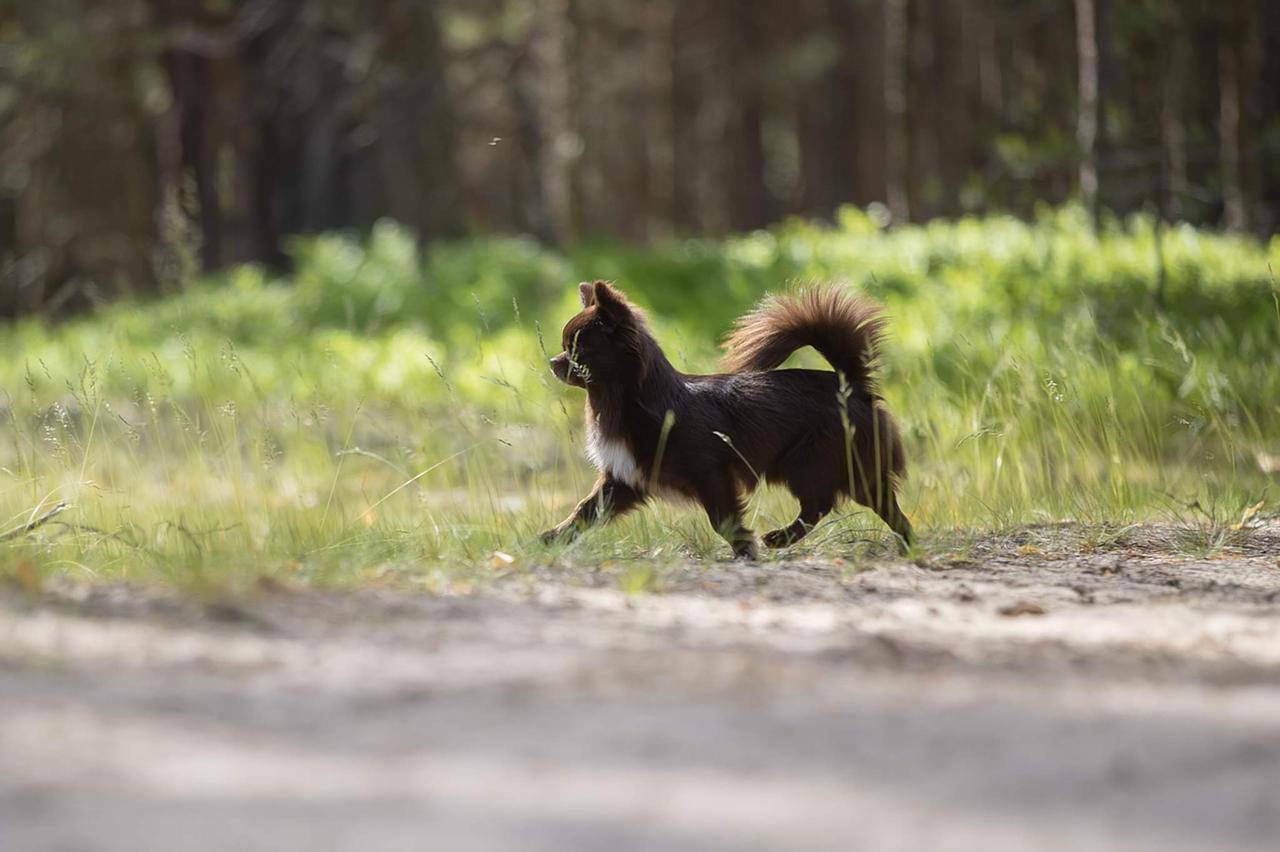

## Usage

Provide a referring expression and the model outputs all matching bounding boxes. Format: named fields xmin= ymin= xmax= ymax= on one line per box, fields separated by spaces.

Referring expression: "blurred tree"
xmin=882 ymin=0 xmax=910 ymax=222
xmin=1074 ymin=0 xmax=1101 ymax=227
xmin=1 ymin=1 xmax=160 ymax=315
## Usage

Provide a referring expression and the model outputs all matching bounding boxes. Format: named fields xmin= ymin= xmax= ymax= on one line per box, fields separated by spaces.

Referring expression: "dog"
xmin=542 ymin=281 xmax=912 ymax=559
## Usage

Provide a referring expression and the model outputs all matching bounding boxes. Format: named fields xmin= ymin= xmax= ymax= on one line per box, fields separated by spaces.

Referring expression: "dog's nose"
xmin=549 ymin=353 xmax=570 ymax=382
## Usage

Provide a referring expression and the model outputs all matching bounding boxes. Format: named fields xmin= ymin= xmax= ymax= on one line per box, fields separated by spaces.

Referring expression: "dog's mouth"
xmin=550 ymin=353 xmax=586 ymax=388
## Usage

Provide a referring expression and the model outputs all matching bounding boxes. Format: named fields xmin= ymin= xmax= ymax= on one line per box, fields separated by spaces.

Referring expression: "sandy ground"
xmin=2 ymin=524 xmax=1280 ymax=852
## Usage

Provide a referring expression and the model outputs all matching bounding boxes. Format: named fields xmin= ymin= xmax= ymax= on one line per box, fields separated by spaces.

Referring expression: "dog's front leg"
xmin=540 ymin=475 xmax=645 ymax=545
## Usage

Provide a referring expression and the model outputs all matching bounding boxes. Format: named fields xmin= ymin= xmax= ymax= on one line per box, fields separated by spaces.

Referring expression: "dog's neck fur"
xmin=583 ymin=331 xmax=683 ymax=487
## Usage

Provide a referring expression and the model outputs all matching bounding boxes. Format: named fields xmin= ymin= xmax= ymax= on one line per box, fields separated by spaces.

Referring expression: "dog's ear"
xmin=578 ymin=282 xmax=596 ymax=307
xmin=592 ymin=281 xmax=632 ymax=325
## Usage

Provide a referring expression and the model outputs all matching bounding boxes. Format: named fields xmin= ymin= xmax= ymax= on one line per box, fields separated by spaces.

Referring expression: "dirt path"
xmin=3 ymin=525 xmax=1280 ymax=851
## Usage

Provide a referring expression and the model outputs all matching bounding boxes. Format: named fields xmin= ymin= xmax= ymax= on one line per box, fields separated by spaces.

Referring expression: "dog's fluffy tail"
xmin=721 ymin=285 xmax=887 ymax=396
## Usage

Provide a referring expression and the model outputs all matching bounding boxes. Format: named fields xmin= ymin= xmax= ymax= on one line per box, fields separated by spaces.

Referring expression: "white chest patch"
xmin=586 ymin=422 xmax=645 ymax=488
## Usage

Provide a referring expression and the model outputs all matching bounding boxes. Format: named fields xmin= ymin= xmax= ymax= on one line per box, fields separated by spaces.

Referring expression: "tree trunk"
xmin=517 ymin=0 xmax=576 ymax=245
xmin=642 ymin=0 xmax=676 ymax=240
xmin=1074 ymin=0 xmax=1101 ymax=226
xmin=883 ymin=0 xmax=910 ymax=223
xmin=726 ymin=1 xmax=774 ymax=231
xmin=372 ymin=0 xmax=463 ymax=240
xmin=1160 ymin=13 xmax=1188 ymax=221
xmin=1218 ymin=9 xmax=1245 ymax=232
xmin=669 ymin=0 xmax=701 ymax=233
xmin=908 ymin=0 xmax=942 ymax=219
xmin=797 ymin=0 xmax=842 ymax=218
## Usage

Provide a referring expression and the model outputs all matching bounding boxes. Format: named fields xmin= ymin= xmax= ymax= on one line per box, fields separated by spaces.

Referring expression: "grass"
xmin=1 ymin=205 xmax=1277 ymax=589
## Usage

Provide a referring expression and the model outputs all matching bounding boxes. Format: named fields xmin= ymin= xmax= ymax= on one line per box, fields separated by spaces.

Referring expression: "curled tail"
xmin=721 ymin=285 xmax=888 ymax=396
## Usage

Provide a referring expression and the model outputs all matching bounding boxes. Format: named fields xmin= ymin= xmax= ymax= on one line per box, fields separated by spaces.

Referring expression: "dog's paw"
xmin=540 ymin=525 xmax=576 ymax=545
xmin=762 ymin=528 xmax=793 ymax=549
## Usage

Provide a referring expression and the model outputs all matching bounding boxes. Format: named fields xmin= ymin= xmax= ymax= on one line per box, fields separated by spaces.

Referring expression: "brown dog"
xmin=542 ymin=281 xmax=912 ymax=559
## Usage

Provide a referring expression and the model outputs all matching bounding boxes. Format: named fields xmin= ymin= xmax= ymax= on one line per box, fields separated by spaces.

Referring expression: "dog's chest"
xmin=585 ymin=420 xmax=645 ymax=488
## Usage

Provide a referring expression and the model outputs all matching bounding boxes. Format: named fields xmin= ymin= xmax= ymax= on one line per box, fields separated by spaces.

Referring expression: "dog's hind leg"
xmin=762 ymin=434 xmax=841 ymax=549
xmin=855 ymin=483 xmax=912 ymax=553
xmin=877 ymin=490 xmax=914 ymax=553
xmin=762 ymin=496 xmax=833 ymax=549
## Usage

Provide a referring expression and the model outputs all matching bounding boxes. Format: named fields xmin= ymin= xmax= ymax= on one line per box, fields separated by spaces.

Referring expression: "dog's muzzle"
xmin=547 ymin=350 xmax=573 ymax=383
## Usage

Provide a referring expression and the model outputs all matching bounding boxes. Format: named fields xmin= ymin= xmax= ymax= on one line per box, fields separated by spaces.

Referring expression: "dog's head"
xmin=550 ymin=281 xmax=651 ymax=388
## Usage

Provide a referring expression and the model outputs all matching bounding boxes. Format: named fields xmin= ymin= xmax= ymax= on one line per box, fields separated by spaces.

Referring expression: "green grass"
xmin=2 ymin=205 xmax=1278 ymax=588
